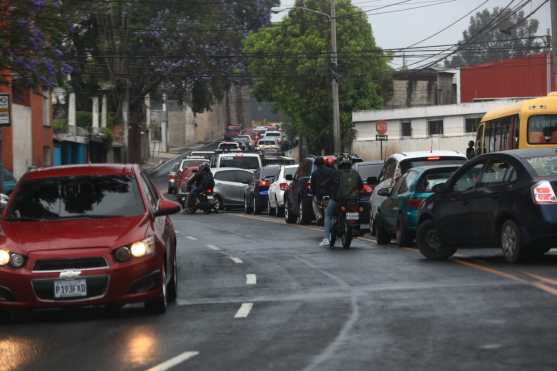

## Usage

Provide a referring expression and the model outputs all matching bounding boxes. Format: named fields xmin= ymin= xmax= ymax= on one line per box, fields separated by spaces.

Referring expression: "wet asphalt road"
xmin=3 ymin=211 xmax=557 ymax=371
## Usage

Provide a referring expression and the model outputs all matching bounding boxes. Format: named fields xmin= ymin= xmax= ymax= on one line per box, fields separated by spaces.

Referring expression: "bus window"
xmin=528 ymin=115 xmax=557 ymax=144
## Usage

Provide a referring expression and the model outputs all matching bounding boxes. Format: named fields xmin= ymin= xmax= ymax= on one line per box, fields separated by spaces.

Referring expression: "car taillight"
xmin=280 ymin=182 xmax=289 ymax=191
xmin=207 ymin=188 xmax=214 ymax=194
xmin=361 ymin=184 xmax=372 ymax=194
xmin=407 ymin=199 xmax=423 ymax=209
xmin=427 ymin=156 xmax=440 ymax=161
xmin=305 ymin=181 xmax=312 ymax=191
xmin=532 ymin=181 xmax=557 ymax=204
xmin=258 ymin=180 xmax=269 ymax=188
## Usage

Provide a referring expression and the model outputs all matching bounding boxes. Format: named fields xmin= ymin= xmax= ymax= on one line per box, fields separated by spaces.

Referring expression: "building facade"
xmin=352 ymin=100 xmax=520 ymax=160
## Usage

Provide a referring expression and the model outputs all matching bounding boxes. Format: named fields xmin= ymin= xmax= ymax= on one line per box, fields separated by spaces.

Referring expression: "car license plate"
xmin=54 ymin=279 xmax=87 ymax=299
xmin=259 ymin=190 xmax=269 ymax=196
xmin=207 ymin=195 xmax=214 ymax=200
xmin=346 ymin=212 xmax=359 ymax=221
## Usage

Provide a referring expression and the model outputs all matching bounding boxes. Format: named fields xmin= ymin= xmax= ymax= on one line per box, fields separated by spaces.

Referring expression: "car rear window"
xmin=356 ymin=164 xmax=383 ymax=179
xmin=259 ymin=140 xmax=276 ymax=145
xmin=220 ymin=156 xmax=260 ymax=170
xmin=400 ymin=157 xmax=466 ymax=174
xmin=525 ymin=156 xmax=557 ymax=177
xmin=180 ymin=159 xmax=208 ymax=170
xmin=8 ymin=175 xmax=145 ymax=220
xmin=416 ymin=168 xmax=459 ymax=192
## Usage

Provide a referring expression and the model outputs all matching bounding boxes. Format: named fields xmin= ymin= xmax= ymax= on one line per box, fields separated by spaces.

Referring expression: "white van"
xmin=211 ymin=153 xmax=262 ymax=171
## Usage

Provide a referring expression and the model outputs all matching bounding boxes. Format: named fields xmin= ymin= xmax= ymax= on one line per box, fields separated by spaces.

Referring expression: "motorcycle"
xmin=330 ymin=200 xmax=361 ymax=249
xmin=180 ymin=188 xmax=218 ymax=214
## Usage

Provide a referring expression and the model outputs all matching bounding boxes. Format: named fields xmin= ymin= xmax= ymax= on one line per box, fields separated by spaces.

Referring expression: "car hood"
xmin=0 ymin=215 xmax=149 ymax=253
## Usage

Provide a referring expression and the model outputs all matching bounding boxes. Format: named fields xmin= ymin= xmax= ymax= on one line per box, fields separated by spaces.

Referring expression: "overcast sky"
xmin=273 ymin=0 xmax=551 ymax=68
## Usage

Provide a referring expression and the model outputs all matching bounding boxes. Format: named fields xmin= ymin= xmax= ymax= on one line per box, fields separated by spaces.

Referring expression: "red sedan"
xmin=0 ymin=164 xmax=181 ymax=316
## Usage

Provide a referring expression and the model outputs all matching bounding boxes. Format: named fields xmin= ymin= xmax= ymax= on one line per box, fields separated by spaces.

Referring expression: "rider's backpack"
xmin=335 ymin=170 xmax=360 ymax=200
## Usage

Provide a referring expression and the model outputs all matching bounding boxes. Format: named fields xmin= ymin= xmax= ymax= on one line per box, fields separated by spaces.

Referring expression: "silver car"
xmin=212 ymin=168 xmax=254 ymax=210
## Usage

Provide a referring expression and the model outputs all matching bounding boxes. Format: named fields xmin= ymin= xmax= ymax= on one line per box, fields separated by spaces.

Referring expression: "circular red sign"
xmin=376 ymin=120 xmax=387 ymax=135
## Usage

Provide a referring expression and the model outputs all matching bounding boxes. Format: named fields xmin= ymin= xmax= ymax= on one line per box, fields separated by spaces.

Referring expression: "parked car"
xmin=244 ymin=166 xmax=281 ymax=214
xmin=268 ymin=165 xmax=299 ymax=216
xmin=0 ymin=164 xmax=181 ymax=315
xmin=211 ymin=153 xmax=262 ymax=171
xmin=284 ymin=157 xmax=316 ymax=224
xmin=416 ymin=149 xmax=557 ymax=263
xmin=369 ymin=151 xmax=467 ymax=235
xmin=212 ymin=168 xmax=254 ymax=210
xmin=375 ymin=165 xmax=460 ymax=246
xmin=168 ymin=157 xmax=209 ymax=194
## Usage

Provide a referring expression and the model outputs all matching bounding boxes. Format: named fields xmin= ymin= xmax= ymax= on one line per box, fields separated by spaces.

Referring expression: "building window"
xmin=42 ymin=90 xmax=50 ymax=127
xmin=428 ymin=120 xmax=444 ymax=136
xmin=465 ymin=117 xmax=480 ymax=133
xmin=401 ymin=121 xmax=412 ymax=137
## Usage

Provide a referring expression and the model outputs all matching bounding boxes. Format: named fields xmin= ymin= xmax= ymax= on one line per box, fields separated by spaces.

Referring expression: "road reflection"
xmin=126 ymin=326 xmax=158 ymax=368
xmin=0 ymin=337 xmax=40 ymax=371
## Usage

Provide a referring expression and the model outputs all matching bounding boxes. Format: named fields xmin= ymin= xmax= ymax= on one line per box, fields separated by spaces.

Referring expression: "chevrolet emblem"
xmin=59 ymin=270 xmax=82 ymax=279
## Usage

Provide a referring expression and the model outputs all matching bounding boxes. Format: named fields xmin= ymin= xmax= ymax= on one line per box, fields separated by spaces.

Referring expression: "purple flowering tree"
xmin=0 ymin=0 xmax=72 ymax=89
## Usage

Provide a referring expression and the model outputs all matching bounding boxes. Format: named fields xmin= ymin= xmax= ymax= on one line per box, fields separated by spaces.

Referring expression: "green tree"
xmin=446 ymin=7 xmax=541 ymax=67
xmin=244 ymin=0 xmax=391 ymax=153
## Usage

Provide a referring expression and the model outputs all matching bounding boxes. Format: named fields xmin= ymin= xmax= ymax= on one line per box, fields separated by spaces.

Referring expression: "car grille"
xmin=32 ymin=276 xmax=109 ymax=301
xmin=33 ymin=257 xmax=108 ymax=272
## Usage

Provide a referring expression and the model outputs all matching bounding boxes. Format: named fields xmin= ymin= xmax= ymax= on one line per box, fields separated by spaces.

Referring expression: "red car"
xmin=0 ymin=164 xmax=181 ymax=316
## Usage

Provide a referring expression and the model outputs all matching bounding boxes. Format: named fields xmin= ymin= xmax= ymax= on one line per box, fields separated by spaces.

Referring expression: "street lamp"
xmin=271 ymin=0 xmax=342 ymax=154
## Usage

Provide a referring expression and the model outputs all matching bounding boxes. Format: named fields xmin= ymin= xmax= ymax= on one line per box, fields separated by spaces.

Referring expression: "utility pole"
xmin=330 ymin=0 xmax=341 ymax=154
xmin=551 ymin=0 xmax=557 ymax=91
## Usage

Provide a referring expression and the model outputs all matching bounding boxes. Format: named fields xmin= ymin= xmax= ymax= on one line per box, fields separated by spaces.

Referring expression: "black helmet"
xmin=337 ymin=153 xmax=352 ymax=169
xmin=199 ymin=163 xmax=211 ymax=172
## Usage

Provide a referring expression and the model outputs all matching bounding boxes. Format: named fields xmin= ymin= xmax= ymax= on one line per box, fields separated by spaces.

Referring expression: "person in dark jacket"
xmin=187 ymin=164 xmax=215 ymax=208
xmin=466 ymin=140 xmax=476 ymax=160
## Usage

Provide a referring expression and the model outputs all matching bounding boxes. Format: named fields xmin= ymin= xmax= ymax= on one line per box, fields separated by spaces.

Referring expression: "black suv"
xmin=284 ymin=157 xmax=315 ymax=224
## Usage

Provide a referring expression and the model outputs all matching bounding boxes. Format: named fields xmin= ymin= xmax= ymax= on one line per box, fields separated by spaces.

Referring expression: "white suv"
xmin=211 ymin=153 xmax=262 ymax=171
xmin=369 ymin=151 xmax=467 ymax=235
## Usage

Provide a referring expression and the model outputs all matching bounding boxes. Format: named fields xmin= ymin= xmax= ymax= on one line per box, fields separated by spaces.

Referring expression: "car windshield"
xmin=400 ymin=157 xmax=466 ymax=174
xmin=8 ymin=175 xmax=145 ymax=220
xmin=527 ymin=115 xmax=557 ymax=144
xmin=220 ymin=156 xmax=260 ymax=170
xmin=219 ymin=143 xmax=238 ymax=150
xmin=260 ymin=141 xmax=276 ymax=145
xmin=526 ymin=156 xmax=557 ymax=177
xmin=357 ymin=164 xmax=383 ymax=179
xmin=415 ymin=168 xmax=458 ymax=192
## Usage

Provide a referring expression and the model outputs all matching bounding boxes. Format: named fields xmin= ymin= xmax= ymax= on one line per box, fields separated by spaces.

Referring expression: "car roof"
xmin=24 ymin=164 xmax=138 ymax=180
xmin=498 ymin=148 xmax=557 ymax=160
xmin=212 ymin=167 xmax=253 ymax=173
xmin=356 ymin=160 xmax=384 ymax=166
xmin=388 ymin=151 xmax=466 ymax=161
xmin=218 ymin=153 xmax=260 ymax=157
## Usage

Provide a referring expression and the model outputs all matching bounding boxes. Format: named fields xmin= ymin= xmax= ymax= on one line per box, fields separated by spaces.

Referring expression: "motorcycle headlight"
xmin=0 ymin=250 xmax=10 ymax=266
xmin=130 ymin=237 xmax=155 ymax=258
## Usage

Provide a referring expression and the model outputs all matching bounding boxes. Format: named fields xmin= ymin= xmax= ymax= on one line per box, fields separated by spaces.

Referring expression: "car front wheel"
xmin=416 ymin=219 xmax=456 ymax=260
xmin=145 ymin=260 xmax=169 ymax=314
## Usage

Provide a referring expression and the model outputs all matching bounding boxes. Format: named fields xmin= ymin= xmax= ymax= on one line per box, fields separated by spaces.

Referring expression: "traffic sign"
xmin=0 ymin=94 xmax=10 ymax=126
xmin=376 ymin=120 xmax=387 ymax=135
xmin=376 ymin=134 xmax=388 ymax=141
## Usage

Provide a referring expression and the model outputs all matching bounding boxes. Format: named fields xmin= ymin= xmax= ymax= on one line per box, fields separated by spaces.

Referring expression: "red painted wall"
xmin=30 ymin=93 xmax=54 ymax=167
xmin=461 ymin=54 xmax=555 ymax=103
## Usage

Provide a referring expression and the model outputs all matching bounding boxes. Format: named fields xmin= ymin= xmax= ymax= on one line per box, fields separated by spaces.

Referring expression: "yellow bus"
xmin=476 ymin=92 xmax=557 ymax=154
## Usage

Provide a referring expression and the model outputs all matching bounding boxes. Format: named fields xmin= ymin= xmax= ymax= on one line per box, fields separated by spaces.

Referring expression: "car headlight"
xmin=0 ymin=250 xmax=26 ymax=268
xmin=130 ymin=237 xmax=155 ymax=258
xmin=0 ymin=250 xmax=10 ymax=266
xmin=114 ymin=246 xmax=132 ymax=263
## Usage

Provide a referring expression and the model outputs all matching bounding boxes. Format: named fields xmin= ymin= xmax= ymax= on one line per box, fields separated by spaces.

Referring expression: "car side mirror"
xmin=432 ymin=183 xmax=448 ymax=194
xmin=367 ymin=176 xmax=378 ymax=186
xmin=285 ymin=174 xmax=293 ymax=181
xmin=377 ymin=187 xmax=392 ymax=197
xmin=155 ymin=198 xmax=182 ymax=217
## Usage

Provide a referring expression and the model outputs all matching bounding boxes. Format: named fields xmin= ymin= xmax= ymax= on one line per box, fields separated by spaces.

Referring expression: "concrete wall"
xmin=11 ymin=104 xmax=33 ymax=178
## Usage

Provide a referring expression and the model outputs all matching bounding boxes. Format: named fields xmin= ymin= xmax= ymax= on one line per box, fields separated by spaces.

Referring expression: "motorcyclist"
xmin=311 ymin=157 xmax=335 ymax=231
xmin=187 ymin=164 xmax=215 ymax=208
xmin=323 ymin=154 xmax=362 ymax=247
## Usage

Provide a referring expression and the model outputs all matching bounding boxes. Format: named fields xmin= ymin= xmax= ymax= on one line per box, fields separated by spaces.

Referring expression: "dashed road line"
xmin=229 ymin=256 xmax=243 ymax=264
xmin=146 ymin=351 xmax=200 ymax=371
xmin=186 ymin=236 xmax=198 ymax=241
xmin=206 ymin=244 xmax=221 ymax=251
xmin=234 ymin=303 xmax=254 ymax=319
xmin=246 ymin=274 xmax=257 ymax=285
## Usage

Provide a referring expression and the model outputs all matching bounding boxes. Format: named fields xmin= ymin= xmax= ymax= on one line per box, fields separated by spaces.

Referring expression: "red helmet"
xmin=323 ymin=155 xmax=337 ymax=167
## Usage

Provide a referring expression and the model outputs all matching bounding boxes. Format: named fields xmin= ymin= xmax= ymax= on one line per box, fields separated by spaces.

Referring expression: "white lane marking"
xmin=206 ymin=244 xmax=221 ymax=251
xmin=234 ymin=303 xmax=254 ymax=319
xmin=186 ymin=236 xmax=198 ymax=241
xmin=229 ymin=257 xmax=243 ymax=264
xmin=146 ymin=351 xmax=200 ymax=371
xmin=246 ymin=274 xmax=257 ymax=285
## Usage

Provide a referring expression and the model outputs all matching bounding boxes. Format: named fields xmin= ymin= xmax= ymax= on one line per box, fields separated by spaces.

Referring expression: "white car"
xmin=268 ymin=164 xmax=298 ymax=216
xmin=211 ymin=153 xmax=262 ymax=171
xmin=256 ymin=138 xmax=280 ymax=152
xmin=263 ymin=131 xmax=282 ymax=143
xmin=369 ymin=151 xmax=467 ymax=235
